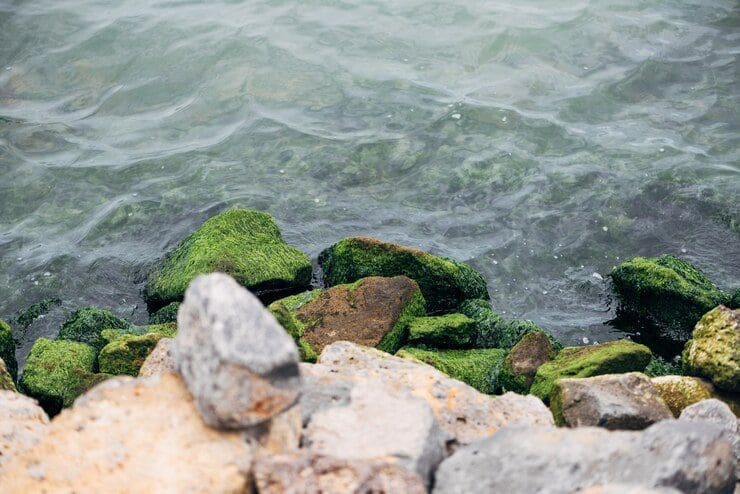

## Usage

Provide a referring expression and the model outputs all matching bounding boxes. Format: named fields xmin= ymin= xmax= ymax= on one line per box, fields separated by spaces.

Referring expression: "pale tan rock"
xmin=138 ymin=337 xmax=176 ymax=377
xmin=0 ymin=390 xmax=48 ymax=469
xmin=245 ymin=404 xmax=302 ymax=458
xmin=0 ymin=373 xmax=253 ymax=493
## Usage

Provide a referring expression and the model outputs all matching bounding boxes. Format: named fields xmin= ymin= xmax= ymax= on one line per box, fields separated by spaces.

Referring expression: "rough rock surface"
xmin=0 ymin=373 xmax=253 ymax=493
xmin=575 ymin=486 xmax=682 ymax=494
xmin=550 ymin=372 xmax=673 ymax=429
xmin=303 ymin=379 xmax=446 ymax=486
xmin=683 ymin=305 xmax=739 ymax=392
xmin=0 ymin=319 xmax=17 ymax=381
xmin=0 ymin=357 xmax=15 ymax=391
xmin=433 ymin=420 xmax=736 ymax=494
xmin=175 ymin=272 xmax=301 ymax=428
xmin=303 ymin=342 xmax=553 ymax=448
xmin=245 ymin=404 xmax=302 ymax=458
xmin=269 ymin=276 xmax=425 ymax=361
xmin=679 ymin=399 xmax=739 ymax=479
xmin=253 ymin=453 xmax=427 ymax=494
xmin=498 ymin=330 xmax=557 ymax=393
xmin=99 ymin=331 xmax=170 ymax=376
xmin=138 ymin=337 xmax=176 ymax=377
xmin=406 ymin=313 xmax=477 ymax=348
xmin=0 ymin=391 xmax=48 ymax=468
xmin=651 ymin=375 xmax=715 ymax=417
xmin=57 ymin=307 xmax=132 ymax=352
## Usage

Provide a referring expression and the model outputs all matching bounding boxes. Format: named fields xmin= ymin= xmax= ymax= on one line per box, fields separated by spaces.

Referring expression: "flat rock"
xmin=433 ymin=420 xmax=735 ymax=494
xmin=550 ymin=372 xmax=673 ymax=429
xmin=0 ymin=373 xmax=253 ymax=493
xmin=138 ymin=337 xmax=176 ymax=377
xmin=679 ymin=399 xmax=739 ymax=479
xmin=303 ymin=379 xmax=446 ymax=487
xmin=175 ymin=272 xmax=301 ymax=428
xmin=683 ymin=305 xmax=739 ymax=392
xmin=253 ymin=452 xmax=426 ymax=494
xmin=0 ymin=391 xmax=48 ymax=469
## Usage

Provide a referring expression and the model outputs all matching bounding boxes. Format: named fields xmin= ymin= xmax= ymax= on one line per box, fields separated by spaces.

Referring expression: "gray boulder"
xmin=433 ymin=420 xmax=736 ymax=494
xmin=551 ymin=372 xmax=673 ymax=429
xmin=174 ymin=273 xmax=301 ymax=429
xmin=679 ymin=399 xmax=739 ymax=479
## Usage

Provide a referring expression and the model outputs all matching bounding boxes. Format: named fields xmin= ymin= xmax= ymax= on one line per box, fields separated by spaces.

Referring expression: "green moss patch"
xmin=15 ymin=298 xmax=61 ymax=329
xmin=0 ymin=319 xmax=17 ymax=381
xmin=644 ymin=356 xmax=682 ymax=377
xmin=396 ymin=347 xmax=507 ymax=394
xmin=497 ymin=330 xmax=558 ymax=394
xmin=0 ymin=358 xmax=16 ymax=392
xmin=682 ymin=305 xmax=739 ymax=392
xmin=57 ymin=307 xmax=132 ymax=352
xmin=407 ymin=313 xmax=477 ymax=348
xmin=318 ymin=237 xmax=488 ymax=314
xmin=148 ymin=301 xmax=180 ymax=324
xmin=144 ymin=209 xmax=312 ymax=310
xmin=99 ymin=332 xmax=168 ymax=376
xmin=530 ymin=339 xmax=652 ymax=401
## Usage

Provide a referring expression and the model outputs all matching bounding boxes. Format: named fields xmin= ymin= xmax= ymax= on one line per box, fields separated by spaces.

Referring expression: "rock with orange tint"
xmin=138 ymin=337 xmax=176 ymax=377
xmin=0 ymin=373 xmax=253 ymax=493
xmin=0 ymin=390 xmax=48 ymax=469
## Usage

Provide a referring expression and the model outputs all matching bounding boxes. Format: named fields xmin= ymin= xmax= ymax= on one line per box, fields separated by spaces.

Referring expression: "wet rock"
xmin=407 ymin=313 xmax=477 ymax=348
xmin=397 ymin=346 xmax=506 ymax=394
xmin=651 ymin=375 xmax=715 ymax=417
xmin=303 ymin=379 xmax=446 ymax=487
xmin=304 ymin=342 xmax=553 ymax=448
xmin=0 ymin=373 xmax=253 ymax=493
xmin=610 ymin=255 xmax=730 ymax=354
xmin=497 ymin=330 xmax=557 ymax=393
xmin=138 ymin=337 xmax=176 ymax=377
xmin=175 ymin=272 xmax=301 ymax=428
xmin=148 ymin=301 xmax=180 ymax=324
xmin=550 ymin=372 xmax=673 ymax=429
xmin=253 ymin=453 xmax=426 ymax=494
xmin=0 ymin=358 xmax=15 ymax=392
xmin=269 ymin=276 xmax=425 ymax=361
xmin=530 ymin=339 xmax=652 ymax=400
xmin=57 ymin=307 xmax=132 ymax=352
xmin=0 ymin=391 xmax=48 ymax=469
xmin=644 ymin=356 xmax=683 ymax=377
xmin=144 ymin=208 xmax=312 ymax=311
xmin=0 ymin=319 xmax=17 ymax=381
xmin=318 ymin=236 xmax=488 ymax=313
xmin=682 ymin=305 xmax=739 ymax=392
xmin=433 ymin=420 xmax=736 ymax=494
xmin=679 ymin=399 xmax=739 ymax=478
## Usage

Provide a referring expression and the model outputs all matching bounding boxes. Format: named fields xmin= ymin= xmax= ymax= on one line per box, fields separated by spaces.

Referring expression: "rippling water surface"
xmin=1 ymin=0 xmax=738 ymax=361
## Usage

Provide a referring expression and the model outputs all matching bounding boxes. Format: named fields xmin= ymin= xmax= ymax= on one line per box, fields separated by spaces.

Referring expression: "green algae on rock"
xmin=650 ymin=375 xmax=715 ymax=417
xmin=0 ymin=358 xmax=16 ymax=392
xmin=15 ymin=298 xmax=61 ymax=329
xmin=610 ymin=255 xmax=730 ymax=353
xmin=98 ymin=332 xmax=170 ymax=376
xmin=396 ymin=347 xmax=507 ymax=394
xmin=497 ymin=331 xmax=557 ymax=394
xmin=269 ymin=276 xmax=425 ymax=362
xmin=144 ymin=209 xmax=312 ymax=311
xmin=19 ymin=338 xmax=102 ymax=415
xmin=643 ymin=356 xmax=683 ymax=377
xmin=0 ymin=319 xmax=17 ymax=381
xmin=407 ymin=314 xmax=476 ymax=348
xmin=57 ymin=307 xmax=132 ymax=352
xmin=318 ymin=237 xmax=488 ymax=314
xmin=682 ymin=305 xmax=739 ymax=393
xmin=148 ymin=301 xmax=180 ymax=324
xmin=529 ymin=339 xmax=652 ymax=401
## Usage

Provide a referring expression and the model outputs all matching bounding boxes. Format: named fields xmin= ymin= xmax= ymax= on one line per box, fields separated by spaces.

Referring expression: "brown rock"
xmin=499 ymin=330 xmax=557 ymax=393
xmin=0 ymin=373 xmax=253 ymax=493
xmin=0 ymin=391 xmax=48 ymax=469
xmin=138 ymin=337 xmax=176 ymax=377
xmin=253 ymin=453 xmax=426 ymax=494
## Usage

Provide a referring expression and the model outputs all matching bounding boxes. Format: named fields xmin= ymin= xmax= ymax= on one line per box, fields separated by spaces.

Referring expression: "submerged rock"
xmin=57 ymin=307 xmax=132 ymax=352
xmin=175 ymin=272 xmax=301 ymax=429
xmin=530 ymin=340 xmax=652 ymax=401
xmin=397 ymin=346 xmax=507 ymax=394
xmin=318 ymin=236 xmax=488 ymax=313
xmin=610 ymin=255 xmax=730 ymax=353
xmin=0 ymin=374 xmax=253 ymax=493
xmin=138 ymin=337 xmax=176 ymax=377
xmin=269 ymin=276 xmax=425 ymax=361
xmin=0 ymin=391 xmax=48 ymax=469
xmin=407 ymin=313 xmax=477 ymax=348
xmin=682 ymin=305 xmax=739 ymax=392
xmin=144 ymin=208 xmax=312 ymax=310
xmin=651 ymin=375 xmax=715 ymax=417
xmin=550 ymin=372 xmax=673 ymax=429
xmin=433 ymin=420 xmax=736 ymax=494
xmin=497 ymin=330 xmax=557 ymax=394
xmin=0 ymin=358 xmax=16 ymax=392
xmin=0 ymin=319 xmax=17 ymax=381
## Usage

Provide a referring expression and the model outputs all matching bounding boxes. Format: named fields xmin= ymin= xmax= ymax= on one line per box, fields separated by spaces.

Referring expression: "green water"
xmin=1 ymin=0 xmax=738 ymax=362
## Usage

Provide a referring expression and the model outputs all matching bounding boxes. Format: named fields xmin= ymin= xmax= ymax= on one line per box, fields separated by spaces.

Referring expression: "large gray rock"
xmin=306 ymin=341 xmax=553 ymax=448
xmin=0 ymin=391 xmax=48 ymax=469
xmin=175 ymin=273 xmax=301 ymax=428
xmin=551 ymin=372 xmax=673 ymax=429
xmin=253 ymin=452 xmax=426 ymax=494
xmin=575 ymin=486 xmax=682 ymax=494
xmin=433 ymin=420 xmax=736 ymax=494
xmin=303 ymin=379 xmax=446 ymax=487
xmin=679 ymin=399 xmax=739 ymax=479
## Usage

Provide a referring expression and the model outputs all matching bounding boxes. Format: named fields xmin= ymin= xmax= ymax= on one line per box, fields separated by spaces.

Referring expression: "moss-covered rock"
xmin=407 ymin=314 xmax=477 ymax=348
xmin=144 ymin=209 xmax=312 ymax=311
xmin=498 ymin=331 xmax=558 ymax=394
xmin=682 ymin=305 xmax=739 ymax=392
xmin=148 ymin=302 xmax=180 ymax=324
xmin=0 ymin=357 xmax=16 ymax=392
xmin=318 ymin=237 xmax=488 ymax=314
xmin=57 ymin=308 xmax=132 ymax=352
xmin=644 ymin=356 xmax=683 ymax=377
xmin=650 ymin=375 xmax=715 ymax=417
xmin=0 ymin=319 xmax=17 ymax=381
xmin=396 ymin=347 xmax=507 ymax=394
xmin=610 ymin=255 xmax=730 ymax=353
xmin=269 ymin=276 xmax=425 ymax=362
xmin=19 ymin=338 xmax=103 ymax=415
xmin=530 ymin=340 xmax=652 ymax=401
xmin=99 ymin=332 xmax=169 ymax=376
xmin=15 ymin=298 xmax=61 ymax=329
xmin=729 ymin=288 xmax=740 ymax=310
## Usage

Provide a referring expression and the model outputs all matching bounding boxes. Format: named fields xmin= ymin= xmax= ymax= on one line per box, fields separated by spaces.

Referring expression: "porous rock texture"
xmin=138 ymin=337 xmax=176 ymax=377
xmin=679 ymin=399 xmax=739 ymax=479
xmin=651 ymin=375 xmax=716 ymax=417
xmin=0 ymin=390 xmax=48 ymax=469
xmin=682 ymin=305 xmax=739 ymax=393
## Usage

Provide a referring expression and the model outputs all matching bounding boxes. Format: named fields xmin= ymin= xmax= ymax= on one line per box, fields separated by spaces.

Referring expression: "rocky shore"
xmin=0 ymin=208 xmax=738 ymax=493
